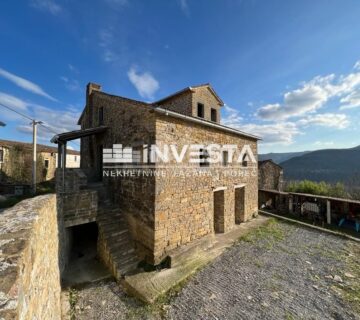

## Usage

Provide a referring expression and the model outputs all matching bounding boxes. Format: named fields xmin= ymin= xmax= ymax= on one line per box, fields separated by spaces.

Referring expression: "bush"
xmin=285 ymin=180 xmax=348 ymax=198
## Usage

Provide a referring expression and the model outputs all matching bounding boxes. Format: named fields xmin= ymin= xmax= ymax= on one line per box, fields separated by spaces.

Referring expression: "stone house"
xmin=53 ymin=83 xmax=260 ymax=275
xmin=258 ymin=159 xmax=284 ymax=191
xmin=0 ymin=139 xmax=80 ymax=194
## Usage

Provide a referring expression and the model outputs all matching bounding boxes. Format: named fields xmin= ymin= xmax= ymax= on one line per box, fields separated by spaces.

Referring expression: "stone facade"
xmin=258 ymin=160 xmax=284 ymax=191
xmin=0 ymin=139 xmax=80 ymax=190
xmin=78 ymin=83 xmax=259 ymax=265
xmin=155 ymin=84 xmax=222 ymax=123
xmin=0 ymin=195 xmax=62 ymax=319
xmin=56 ymin=169 xmax=98 ymax=227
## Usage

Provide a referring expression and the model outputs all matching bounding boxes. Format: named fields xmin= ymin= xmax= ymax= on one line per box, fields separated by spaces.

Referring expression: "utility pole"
xmin=31 ymin=120 xmax=43 ymax=195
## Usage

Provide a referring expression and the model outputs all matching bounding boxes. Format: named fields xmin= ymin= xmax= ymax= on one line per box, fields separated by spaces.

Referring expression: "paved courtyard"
xmin=71 ymin=219 xmax=360 ymax=320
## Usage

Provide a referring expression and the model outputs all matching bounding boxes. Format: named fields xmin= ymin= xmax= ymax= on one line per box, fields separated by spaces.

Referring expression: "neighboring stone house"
xmin=54 ymin=83 xmax=260 ymax=273
xmin=258 ymin=159 xmax=284 ymax=191
xmin=0 ymin=139 xmax=80 ymax=192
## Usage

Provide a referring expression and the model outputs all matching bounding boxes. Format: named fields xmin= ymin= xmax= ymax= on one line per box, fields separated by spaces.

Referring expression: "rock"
xmin=85 ymin=305 xmax=91 ymax=310
xmin=333 ymin=275 xmax=343 ymax=283
xmin=305 ymin=261 xmax=312 ymax=265
xmin=325 ymin=275 xmax=333 ymax=279
xmin=262 ymin=302 xmax=270 ymax=307
xmin=209 ymin=293 xmax=216 ymax=300
xmin=247 ymin=295 xmax=253 ymax=300
xmin=101 ymin=300 xmax=106 ymax=306
xmin=344 ymin=273 xmax=355 ymax=279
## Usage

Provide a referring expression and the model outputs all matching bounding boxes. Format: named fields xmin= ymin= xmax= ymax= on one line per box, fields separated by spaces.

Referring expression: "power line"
xmin=0 ymin=102 xmax=80 ymax=149
xmin=0 ymin=102 xmax=34 ymax=121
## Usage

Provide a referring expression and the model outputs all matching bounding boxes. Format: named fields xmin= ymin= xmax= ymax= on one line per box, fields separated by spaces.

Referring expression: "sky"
xmin=0 ymin=0 xmax=360 ymax=153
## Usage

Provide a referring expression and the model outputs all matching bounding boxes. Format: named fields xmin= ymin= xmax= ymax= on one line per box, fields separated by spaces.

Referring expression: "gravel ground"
xmin=72 ymin=220 xmax=360 ymax=320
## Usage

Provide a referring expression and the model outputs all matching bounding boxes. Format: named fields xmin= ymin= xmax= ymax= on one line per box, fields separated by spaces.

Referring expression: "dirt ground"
xmin=70 ymin=219 xmax=360 ymax=320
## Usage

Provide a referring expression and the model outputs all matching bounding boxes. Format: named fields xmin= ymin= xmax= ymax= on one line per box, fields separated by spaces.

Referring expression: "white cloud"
xmin=30 ymin=0 xmax=62 ymax=15
xmin=340 ymin=90 xmax=360 ymax=110
xmin=256 ymin=70 xmax=360 ymax=121
xmin=178 ymin=0 xmax=190 ymax=16
xmin=243 ymin=122 xmax=300 ymax=145
xmin=0 ymin=68 xmax=57 ymax=101
xmin=297 ymin=113 xmax=349 ymax=129
xmin=221 ymin=105 xmax=243 ymax=127
xmin=0 ymin=92 xmax=28 ymax=111
xmin=222 ymin=104 xmax=300 ymax=144
xmin=354 ymin=60 xmax=360 ymax=71
xmin=127 ymin=67 xmax=159 ymax=100
xmin=16 ymin=104 xmax=81 ymax=143
xmin=60 ymin=76 xmax=80 ymax=91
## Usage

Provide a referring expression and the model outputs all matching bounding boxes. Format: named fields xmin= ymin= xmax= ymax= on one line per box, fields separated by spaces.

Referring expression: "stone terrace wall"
xmin=0 ymin=195 xmax=61 ymax=320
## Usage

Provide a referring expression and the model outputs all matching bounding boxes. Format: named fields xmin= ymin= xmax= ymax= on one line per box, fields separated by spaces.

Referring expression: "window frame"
xmin=197 ymin=103 xmax=204 ymax=118
xmin=98 ymin=107 xmax=104 ymax=126
xmin=222 ymin=150 xmax=229 ymax=167
xmin=211 ymin=108 xmax=217 ymax=122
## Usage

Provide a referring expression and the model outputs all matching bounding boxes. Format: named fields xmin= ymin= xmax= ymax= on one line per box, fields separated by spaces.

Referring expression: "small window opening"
xmin=211 ymin=108 xmax=217 ymax=122
xmin=197 ymin=103 xmax=204 ymax=118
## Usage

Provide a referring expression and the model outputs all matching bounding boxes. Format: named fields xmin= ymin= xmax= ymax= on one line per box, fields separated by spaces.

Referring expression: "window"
xmin=211 ymin=108 xmax=217 ymax=122
xmin=74 ymin=156 xmax=77 ymax=162
xmin=199 ymin=148 xmax=210 ymax=167
xmin=98 ymin=107 xmax=104 ymax=126
xmin=0 ymin=149 xmax=3 ymax=163
xmin=242 ymin=154 xmax=248 ymax=167
xmin=222 ymin=150 xmax=229 ymax=166
xmin=44 ymin=159 xmax=49 ymax=168
xmin=197 ymin=103 xmax=204 ymax=118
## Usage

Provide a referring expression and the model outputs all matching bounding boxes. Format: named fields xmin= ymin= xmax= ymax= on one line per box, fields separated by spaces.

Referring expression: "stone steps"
xmin=97 ymin=206 xmax=140 ymax=278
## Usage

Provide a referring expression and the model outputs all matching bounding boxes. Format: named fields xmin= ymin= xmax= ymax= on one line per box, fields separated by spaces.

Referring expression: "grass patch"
xmin=334 ymin=242 xmax=360 ymax=313
xmin=239 ymin=218 xmax=285 ymax=249
xmin=69 ymin=288 xmax=78 ymax=320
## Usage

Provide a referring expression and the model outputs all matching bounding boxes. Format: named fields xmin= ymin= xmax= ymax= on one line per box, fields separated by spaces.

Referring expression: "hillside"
xmin=259 ymin=151 xmax=310 ymax=164
xmin=280 ymin=146 xmax=360 ymax=185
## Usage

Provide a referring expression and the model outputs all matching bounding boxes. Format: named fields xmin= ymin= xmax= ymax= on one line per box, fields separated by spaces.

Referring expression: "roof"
xmin=154 ymin=83 xmax=224 ymax=106
xmin=0 ymin=139 xmax=80 ymax=155
xmin=154 ymin=108 xmax=261 ymax=140
xmin=258 ymin=159 xmax=283 ymax=169
xmin=51 ymin=126 xmax=108 ymax=143
xmin=77 ymin=83 xmax=260 ymax=140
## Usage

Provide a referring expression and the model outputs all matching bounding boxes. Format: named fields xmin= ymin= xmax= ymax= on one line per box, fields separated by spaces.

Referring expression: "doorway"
xmin=214 ymin=190 xmax=225 ymax=233
xmin=235 ymin=187 xmax=245 ymax=224
xmin=62 ymin=222 xmax=109 ymax=287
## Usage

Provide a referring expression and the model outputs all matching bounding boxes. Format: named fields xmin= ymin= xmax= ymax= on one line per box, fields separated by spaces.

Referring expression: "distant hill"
xmin=280 ymin=146 xmax=360 ymax=185
xmin=259 ymin=151 xmax=310 ymax=164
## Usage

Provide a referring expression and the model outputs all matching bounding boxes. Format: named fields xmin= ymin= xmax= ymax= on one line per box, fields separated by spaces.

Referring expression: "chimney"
xmin=86 ymin=82 xmax=101 ymax=106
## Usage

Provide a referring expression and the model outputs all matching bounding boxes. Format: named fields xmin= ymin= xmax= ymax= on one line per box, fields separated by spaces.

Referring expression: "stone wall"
xmin=79 ymin=85 xmax=258 ymax=265
xmin=0 ymin=146 xmax=55 ymax=185
xmin=258 ymin=160 xmax=284 ymax=191
xmin=0 ymin=195 xmax=62 ymax=320
xmin=157 ymin=86 xmax=222 ymax=123
xmin=56 ymin=168 xmax=98 ymax=227
xmin=153 ymin=115 xmax=258 ymax=264
xmin=80 ymin=90 xmax=157 ymax=261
